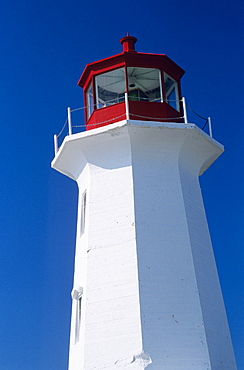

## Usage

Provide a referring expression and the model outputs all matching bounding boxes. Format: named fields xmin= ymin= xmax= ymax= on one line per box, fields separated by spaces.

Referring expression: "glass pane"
xmin=164 ymin=73 xmax=179 ymax=111
xmin=168 ymin=87 xmax=177 ymax=110
xmin=127 ymin=67 xmax=162 ymax=102
xmin=95 ymin=68 xmax=126 ymax=107
xmin=87 ymin=83 xmax=94 ymax=119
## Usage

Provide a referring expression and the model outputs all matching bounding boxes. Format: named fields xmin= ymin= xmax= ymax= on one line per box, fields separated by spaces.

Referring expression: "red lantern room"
xmin=78 ymin=35 xmax=185 ymax=130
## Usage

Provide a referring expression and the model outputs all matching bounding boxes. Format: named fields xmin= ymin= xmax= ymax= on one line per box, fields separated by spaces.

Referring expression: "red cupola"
xmin=78 ymin=36 xmax=185 ymax=130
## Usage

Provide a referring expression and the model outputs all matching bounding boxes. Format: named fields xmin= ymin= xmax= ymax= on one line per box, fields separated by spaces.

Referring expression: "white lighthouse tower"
xmin=52 ymin=36 xmax=236 ymax=369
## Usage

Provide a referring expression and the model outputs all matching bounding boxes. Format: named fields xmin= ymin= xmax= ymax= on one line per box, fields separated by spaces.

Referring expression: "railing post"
xmin=54 ymin=134 xmax=58 ymax=155
xmin=125 ymin=92 xmax=129 ymax=120
xmin=67 ymin=107 xmax=72 ymax=135
xmin=208 ymin=117 xmax=213 ymax=137
xmin=182 ymin=97 xmax=188 ymax=124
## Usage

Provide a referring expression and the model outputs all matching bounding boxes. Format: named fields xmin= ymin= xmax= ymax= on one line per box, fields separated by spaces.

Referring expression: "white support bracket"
xmin=182 ymin=97 xmax=188 ymax=124
xmin=54 ymin=134 xmax=58 ymax=156
xmin=208 ymin=117 xmax=213 ymax=137
xmin=125 ymin=92 xmax=130 ymax=120
xmin=67 ymin=107 xmax=72 ymax=135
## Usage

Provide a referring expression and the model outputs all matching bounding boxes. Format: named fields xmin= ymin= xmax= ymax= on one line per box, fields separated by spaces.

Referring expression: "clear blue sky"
xmin=0 ymin=0 xmax=243 ymax=369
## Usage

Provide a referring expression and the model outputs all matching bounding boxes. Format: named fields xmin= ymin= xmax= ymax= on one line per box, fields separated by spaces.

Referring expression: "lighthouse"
xmin=51 ymin=36 xmax=236 ymax=369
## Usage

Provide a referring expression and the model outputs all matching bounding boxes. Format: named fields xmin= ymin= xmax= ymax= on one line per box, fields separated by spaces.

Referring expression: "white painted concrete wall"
xmin=52 ymin=121 xmax=236 ymax=369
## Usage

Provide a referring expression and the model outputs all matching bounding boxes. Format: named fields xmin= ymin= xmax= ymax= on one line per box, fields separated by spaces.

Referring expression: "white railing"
xmin=53 ymin=96 xmax=213 ymax=155
xmin=182 ymin=97 xmax=188 ymax=124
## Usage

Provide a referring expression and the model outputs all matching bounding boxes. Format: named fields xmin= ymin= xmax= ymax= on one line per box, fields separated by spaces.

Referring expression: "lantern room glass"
xmin=93 ymin=67 xmax=180 ymax=113
xmin=164 ymin=73 xmax=180 ymax=111
xmin=95 ymin=68 xmax=126 ymax=108
xmin=87 ymin=83 xmax=94 ymax=119
xmin=127 ymin=67 xmax=163 ymax=102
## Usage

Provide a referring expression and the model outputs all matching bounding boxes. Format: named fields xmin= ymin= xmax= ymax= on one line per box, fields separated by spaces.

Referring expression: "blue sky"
xmin=0 ymin=0 xmax=243 ymax=369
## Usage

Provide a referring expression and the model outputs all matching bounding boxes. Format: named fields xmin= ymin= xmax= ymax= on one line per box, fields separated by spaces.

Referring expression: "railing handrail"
xmin=53 ymin=96 xmax=213 ymax=155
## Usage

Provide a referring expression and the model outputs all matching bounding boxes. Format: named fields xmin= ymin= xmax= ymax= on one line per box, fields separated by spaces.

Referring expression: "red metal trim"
xmin=120 ymin=35 xmax=137 ymax=52
xmin=78 ymin=54 xmax=125 ymax=87
xmin=78 ymin=53 xmax=184 ymax=88
xmin=86 ymin=102 xmax=126 ymax=130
